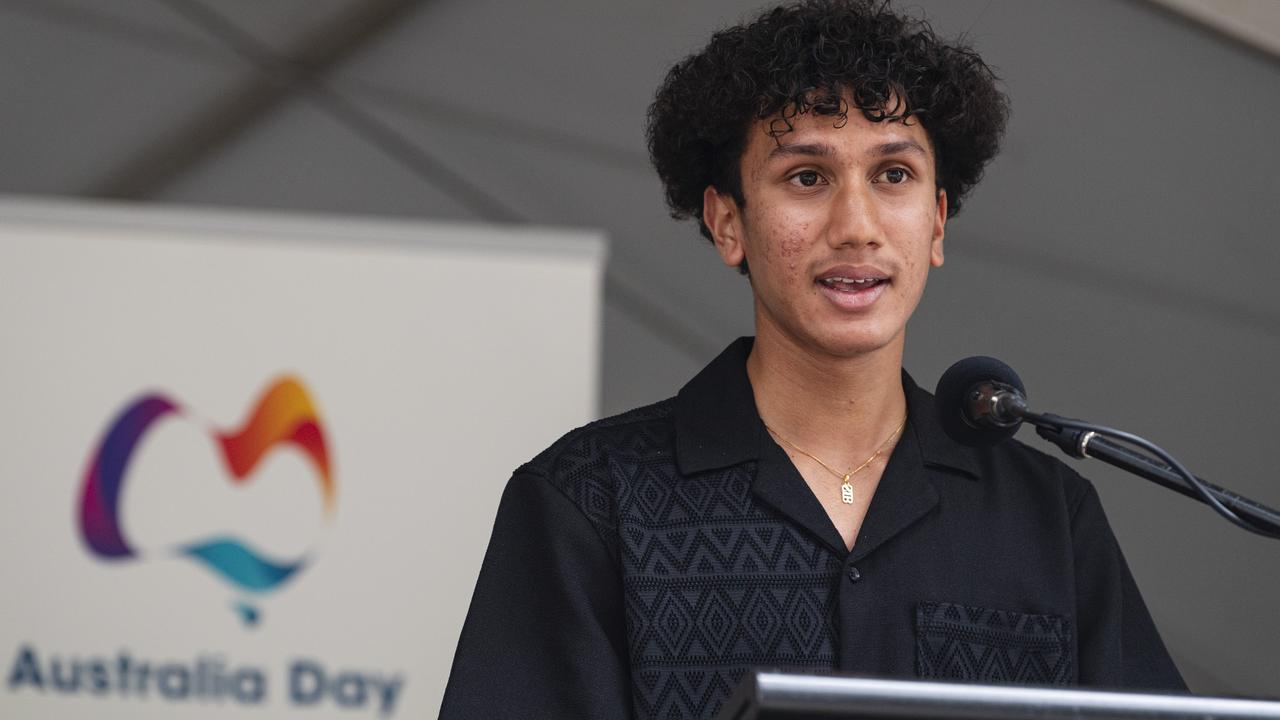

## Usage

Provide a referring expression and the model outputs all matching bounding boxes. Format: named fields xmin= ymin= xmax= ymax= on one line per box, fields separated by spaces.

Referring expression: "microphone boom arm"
xmin=1021 ymin=411 xmax=1280 ymax=539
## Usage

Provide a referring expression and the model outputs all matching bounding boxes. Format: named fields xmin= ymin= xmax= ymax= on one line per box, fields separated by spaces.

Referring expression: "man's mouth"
xmin=814 ymin=266 xmax=891 ymax=310
xmin=817 ymin=276 xmax=888 ymax=292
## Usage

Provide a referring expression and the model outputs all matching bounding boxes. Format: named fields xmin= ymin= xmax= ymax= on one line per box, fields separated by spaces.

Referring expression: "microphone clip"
xmin=1032 ymin=413 xmax=1093 ymax=459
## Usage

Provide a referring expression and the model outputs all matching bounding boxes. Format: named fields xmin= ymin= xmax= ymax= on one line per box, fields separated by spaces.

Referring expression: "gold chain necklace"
xmin=765 ymin=415 xmax=907 ymax=505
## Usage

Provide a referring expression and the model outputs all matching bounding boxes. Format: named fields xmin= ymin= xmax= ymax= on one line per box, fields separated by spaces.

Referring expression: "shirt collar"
xmin=673 ymin=336 xmax=981 ymax=480
xmin=673 ymin=337 xmax=764 ymax=475
xmin=903 ymin=367 xmax=982 ymax=480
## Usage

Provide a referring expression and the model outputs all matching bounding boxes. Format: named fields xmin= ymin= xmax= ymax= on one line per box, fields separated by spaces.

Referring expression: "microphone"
xmin=934 ymin=356 xmax=1028 ymax=447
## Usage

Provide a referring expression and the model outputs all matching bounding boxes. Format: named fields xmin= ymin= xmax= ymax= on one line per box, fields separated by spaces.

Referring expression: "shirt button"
xmin=847 ymin=566 xmax=862 ymax=583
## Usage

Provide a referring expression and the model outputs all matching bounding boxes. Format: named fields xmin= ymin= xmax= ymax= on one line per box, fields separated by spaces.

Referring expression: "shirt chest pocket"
xmin=915 ymin=601 xmax=1073 ymax=685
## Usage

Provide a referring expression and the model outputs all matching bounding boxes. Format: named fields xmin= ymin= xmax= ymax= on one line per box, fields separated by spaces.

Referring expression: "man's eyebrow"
xmin=767 ymin=143 xmax=835 ymax=161
xmin=766 ymin=140 xmax=929 ymax=161
xmin=870 ymin=140 xmax=929 ymax=158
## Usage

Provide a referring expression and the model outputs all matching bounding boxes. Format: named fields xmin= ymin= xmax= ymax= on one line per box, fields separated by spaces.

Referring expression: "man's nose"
xmin=825 ymin=183 xmax=883 ymax=250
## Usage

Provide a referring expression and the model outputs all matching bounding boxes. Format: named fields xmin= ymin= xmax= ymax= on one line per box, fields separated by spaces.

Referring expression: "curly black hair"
xmin=646 ymin=0 xmax=1009 ymax=244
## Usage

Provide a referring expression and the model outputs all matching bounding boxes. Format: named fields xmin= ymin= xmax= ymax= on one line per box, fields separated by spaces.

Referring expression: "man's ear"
xmin=703 ymin=185 xmax=745 ymax=269
xmin=931 ymin=189 xmax=947 ymax=268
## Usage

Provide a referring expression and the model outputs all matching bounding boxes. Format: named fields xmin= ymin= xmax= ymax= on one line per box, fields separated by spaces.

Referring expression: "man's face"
xmin=703 ymin=99 xmax=946 ymax=360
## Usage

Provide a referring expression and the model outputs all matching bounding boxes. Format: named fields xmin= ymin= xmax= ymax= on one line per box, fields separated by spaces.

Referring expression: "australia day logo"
xmin=78 ymin=376 xmax=335 ymax=627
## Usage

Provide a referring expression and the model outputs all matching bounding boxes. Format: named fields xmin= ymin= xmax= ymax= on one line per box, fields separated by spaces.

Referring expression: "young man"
xmin=441 ymin=1 xmax=1185 ymax=717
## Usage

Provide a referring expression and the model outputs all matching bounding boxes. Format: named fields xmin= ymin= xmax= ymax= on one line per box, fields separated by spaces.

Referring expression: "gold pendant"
xmin=841 ymin=479 xmax=854 ymax=505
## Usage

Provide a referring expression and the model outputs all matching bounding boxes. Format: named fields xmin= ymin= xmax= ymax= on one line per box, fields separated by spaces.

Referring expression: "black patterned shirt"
xmin=440 ymin=338 xmax=1185 ymax=719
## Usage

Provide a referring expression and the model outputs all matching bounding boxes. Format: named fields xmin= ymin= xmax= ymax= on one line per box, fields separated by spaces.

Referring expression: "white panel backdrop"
xmin=0 ymin=198 xmax=605 ymax=718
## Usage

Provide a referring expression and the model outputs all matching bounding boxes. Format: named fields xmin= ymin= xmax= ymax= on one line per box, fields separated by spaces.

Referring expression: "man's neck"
xmin=747 ymin=327 xmax=907 ymax=463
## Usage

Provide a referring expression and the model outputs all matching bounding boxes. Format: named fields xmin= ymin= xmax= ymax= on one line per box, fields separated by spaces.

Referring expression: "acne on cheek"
xmin=779 ymin=222 xmax=808 ymax=270
xmin=781 ymin=235 xmax=804 ymax=258
xmin=777 ymin=235 xmax=807 ymax=273
xmin=752 ymin=208 xmax=806 ymax=270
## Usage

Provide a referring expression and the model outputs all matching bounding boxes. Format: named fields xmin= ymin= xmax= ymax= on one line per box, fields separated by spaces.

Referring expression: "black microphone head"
xmin=934 ymin=356 xmax=1026 ymax=447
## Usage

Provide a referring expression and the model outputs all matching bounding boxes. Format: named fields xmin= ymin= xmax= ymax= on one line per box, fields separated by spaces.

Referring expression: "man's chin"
xmin=802 ymin=327 xmax=904 ymax=361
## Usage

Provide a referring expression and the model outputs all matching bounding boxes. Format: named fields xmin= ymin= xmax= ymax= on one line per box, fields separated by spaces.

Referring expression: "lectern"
xmin=715 ymin=672 xmax=1280 ymax=720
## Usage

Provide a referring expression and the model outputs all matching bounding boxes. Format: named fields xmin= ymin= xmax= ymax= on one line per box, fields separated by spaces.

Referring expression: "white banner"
xmin=0 ymin=198 xmax=605 ymax=718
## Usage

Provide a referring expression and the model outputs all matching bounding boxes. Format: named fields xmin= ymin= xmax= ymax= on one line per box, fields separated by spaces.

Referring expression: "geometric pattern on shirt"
xmin=916 ymin=601 xmax=1073 ymax=685
xmin=539 ymin=400 xmax=841 ymax=719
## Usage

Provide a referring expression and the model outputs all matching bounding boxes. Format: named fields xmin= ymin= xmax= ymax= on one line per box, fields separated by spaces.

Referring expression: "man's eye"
xmin=791 ymin=171 xmax=822 ymax=187
xmin=881 ymin=168 xmax=908 ymax=184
